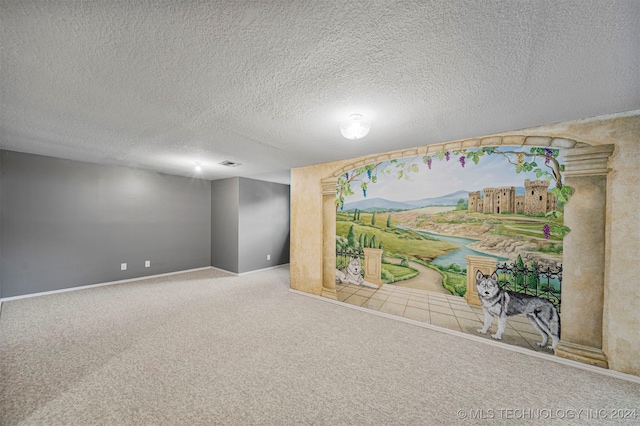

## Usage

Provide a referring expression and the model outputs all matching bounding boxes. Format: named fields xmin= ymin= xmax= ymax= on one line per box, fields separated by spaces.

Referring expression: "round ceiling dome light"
xmin=340 ymin=114 xmax=371 ymax=140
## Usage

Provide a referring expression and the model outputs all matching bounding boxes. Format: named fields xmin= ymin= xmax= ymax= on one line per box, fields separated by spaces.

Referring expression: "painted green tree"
xmin=515 ymin=254 xmax=526 ymax=288
xmin=347 ymin=225 xmax=357 ymax=248
xmin=527 ymin=259 xmax=540 ymax=289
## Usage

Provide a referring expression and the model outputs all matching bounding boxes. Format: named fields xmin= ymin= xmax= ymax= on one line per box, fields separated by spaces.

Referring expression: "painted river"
xmin=416 ymin=229 xmax=561 ymax=291
xmin=415 ymin=230 xmax=508 ymax=268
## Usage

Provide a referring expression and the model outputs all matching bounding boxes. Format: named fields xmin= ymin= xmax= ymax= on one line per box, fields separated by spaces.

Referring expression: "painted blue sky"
xmin=344 ymin=149 xmax=554 ymax=203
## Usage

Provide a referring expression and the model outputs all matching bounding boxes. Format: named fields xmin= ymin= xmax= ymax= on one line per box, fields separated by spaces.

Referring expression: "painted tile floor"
xmin=336 ymin=282 xmax=555 ymax=353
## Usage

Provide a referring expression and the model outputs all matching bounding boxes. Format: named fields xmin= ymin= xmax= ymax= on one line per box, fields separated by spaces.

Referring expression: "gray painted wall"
xmin=210 ymin=177 xmax=290 ymax=274
xmin=238 ymin=177 xmax=290 ymax=274
xmin=0 ymin=162 xmax=2 ymax=300
xmin=0 ymin=150 xmax=212 ymax=298
xmin=210 ymin=178 xmax=240 ymax=273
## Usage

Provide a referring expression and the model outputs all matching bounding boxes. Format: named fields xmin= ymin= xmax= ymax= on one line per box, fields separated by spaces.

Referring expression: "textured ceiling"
xmin=1 ymin=0 xmax=639 ymax=183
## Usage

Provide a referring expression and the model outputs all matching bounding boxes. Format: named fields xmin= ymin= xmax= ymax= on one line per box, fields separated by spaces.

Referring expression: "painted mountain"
xmin=343 ymin=187 xmax=528 ymax=212
xmin=343 ymin=190 xmax=470 ymax=212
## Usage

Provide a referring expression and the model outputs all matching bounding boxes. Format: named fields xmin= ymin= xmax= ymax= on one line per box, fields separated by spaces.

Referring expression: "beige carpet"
xmin=1 ymin=266 xmax=638 ymax=425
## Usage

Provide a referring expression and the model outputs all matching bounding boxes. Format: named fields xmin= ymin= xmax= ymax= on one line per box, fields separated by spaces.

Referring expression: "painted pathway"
xmin=383 ymin=258 xmax=451 ymax=294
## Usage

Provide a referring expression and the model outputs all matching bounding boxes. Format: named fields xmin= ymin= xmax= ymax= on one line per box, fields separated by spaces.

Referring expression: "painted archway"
xmin=320 ymin=135 xmax=614 ymax=368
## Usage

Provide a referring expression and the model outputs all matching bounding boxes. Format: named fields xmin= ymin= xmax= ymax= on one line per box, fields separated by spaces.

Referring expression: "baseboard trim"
xmin=288 ymin=288 xmax=640 ymax=385
xmin=238 ymin=263 xmax=290 ymax=276
xmin=209 ymin=265 xmax=238 ymax=275
xmin=0 ymin=266 xmax=214 ymax=302
xmin=208 ymin=263 xmax=290 ymax=276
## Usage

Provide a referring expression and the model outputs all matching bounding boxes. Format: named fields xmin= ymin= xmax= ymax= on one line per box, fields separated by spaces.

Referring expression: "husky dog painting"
xmin=336 ymin=257 xmax=378 ymax=288
xmin=475 ymin=270 xmax=560 ymax=350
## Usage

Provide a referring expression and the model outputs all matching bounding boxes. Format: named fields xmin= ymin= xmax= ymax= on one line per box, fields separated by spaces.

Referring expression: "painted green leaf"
xmin=563 ymin=185 xmax=573 ymax=196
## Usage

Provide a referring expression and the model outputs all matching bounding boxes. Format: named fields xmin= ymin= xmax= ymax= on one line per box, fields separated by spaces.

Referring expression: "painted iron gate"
xmin=495 ymin=260 xmax=562 ymax=312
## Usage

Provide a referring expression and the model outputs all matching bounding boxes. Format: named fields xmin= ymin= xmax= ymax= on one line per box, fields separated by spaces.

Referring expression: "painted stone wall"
xmin=290 ymin=163 xmax=340 ymax=295
xmin=290 ymin=112 xmax=640 ymax=376
xmin=601 ymin=121 xmax=640 ymax=374
xmin=507 ymin=112 xmax=640 ymax=375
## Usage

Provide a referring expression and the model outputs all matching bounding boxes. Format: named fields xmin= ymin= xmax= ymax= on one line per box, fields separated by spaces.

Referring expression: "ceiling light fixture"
xmin=194 ymin=162 xmax=202 ymax=172
xmin=340 ymin=113 xmax=371 ymax=140
xmin=219 ymin=160 xmax=242 ymax=167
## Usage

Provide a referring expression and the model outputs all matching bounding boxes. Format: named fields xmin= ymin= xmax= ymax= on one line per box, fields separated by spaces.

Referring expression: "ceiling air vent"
xmin=219 ymin=160 xmax=242 ymax=167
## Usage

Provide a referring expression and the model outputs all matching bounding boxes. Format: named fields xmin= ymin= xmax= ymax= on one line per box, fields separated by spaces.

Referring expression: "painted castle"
xmin=468 ymin=179 xmax=557 ymax=215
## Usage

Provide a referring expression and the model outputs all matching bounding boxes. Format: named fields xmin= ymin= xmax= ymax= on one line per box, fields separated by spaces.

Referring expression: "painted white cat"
xmin=335 ymin=257 xmax=378 ymax=288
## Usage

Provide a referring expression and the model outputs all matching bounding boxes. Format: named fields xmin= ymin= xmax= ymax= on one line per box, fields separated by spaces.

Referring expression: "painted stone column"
xmin=321 ymin=177 xmax=338 ymax=299
xmin=554 ymin=145 xmax=614 ymax=368
xmin=465 ymin=255 xmax=498 ymax=306
xmin=363 ymin=248 xmax=383 ymax=286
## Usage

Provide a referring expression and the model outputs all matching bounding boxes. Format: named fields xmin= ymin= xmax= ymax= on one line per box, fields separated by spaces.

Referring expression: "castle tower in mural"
xmin=469 ymin=179 xmax=557 ymax=215
xmin=523 ymin=179 xmax=557 ymax=214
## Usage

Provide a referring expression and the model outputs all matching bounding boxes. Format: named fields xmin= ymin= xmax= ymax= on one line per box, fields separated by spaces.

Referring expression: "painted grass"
xmin=441 ymin=270 xmax=467 ymax=297
xmin=381 ymin=263 xmax=419 ymax=283
xmin=336 ymin=216 xmax=459 ymax=262
xmin=338 ymin=209 xmax=561 ymax=295
xmin=401 ymin=209 xmax=566 ymax=242
xmin=410 ymin=259 xmax=466 ymax=297
xmin=494 ymin=221 xmax=563 ymax=241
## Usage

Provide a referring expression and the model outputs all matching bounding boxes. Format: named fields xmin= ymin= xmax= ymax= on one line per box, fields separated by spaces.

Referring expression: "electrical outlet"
xmin=145 ymin=260 xmax=150 ymax=268
xmin=267 ymin=254 xmax=271 ymax=260
xmin=121 ymin=263 xmax=127 ymax=271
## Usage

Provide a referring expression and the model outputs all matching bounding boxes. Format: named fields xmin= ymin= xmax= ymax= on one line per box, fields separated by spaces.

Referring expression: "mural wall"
xmin=333 ymin=147 xmax=566 ymax=354
xmin=291 ymin=113 xmax=640 ymax=375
